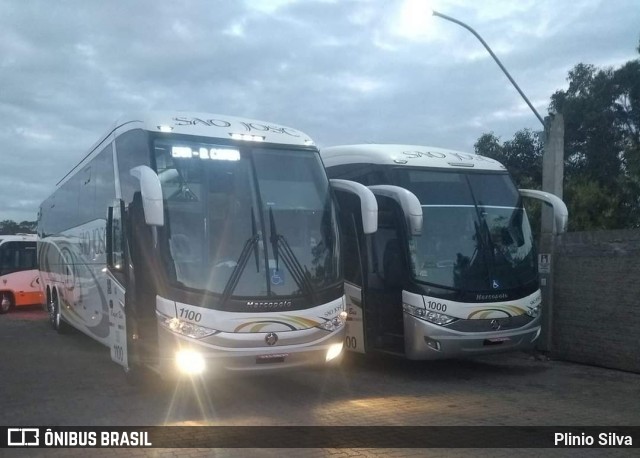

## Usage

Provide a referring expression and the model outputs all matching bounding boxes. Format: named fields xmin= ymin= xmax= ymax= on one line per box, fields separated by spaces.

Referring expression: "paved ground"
xmin=1 ymin=307 xmax=639 ymax=457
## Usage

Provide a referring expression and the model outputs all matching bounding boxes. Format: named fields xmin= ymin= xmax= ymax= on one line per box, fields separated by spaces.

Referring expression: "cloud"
xmin=0 ymin=0 xmax=638 ymax=222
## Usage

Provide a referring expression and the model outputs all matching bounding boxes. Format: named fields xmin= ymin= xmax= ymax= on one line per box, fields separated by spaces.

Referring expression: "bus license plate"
xmin=488 ymin=337 xmax=510 ymax=342
xmin=256 ymin=354 xmax=288 ymax=364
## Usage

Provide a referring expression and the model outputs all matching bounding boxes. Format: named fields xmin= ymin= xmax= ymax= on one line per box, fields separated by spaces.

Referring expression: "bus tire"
xmin=0 ymin=293 xmax=13 ymax=314
xmin=47 ymin=291 xmax=56 ymax=329
xmin=50 ymin=290 xmax=71 ymax=334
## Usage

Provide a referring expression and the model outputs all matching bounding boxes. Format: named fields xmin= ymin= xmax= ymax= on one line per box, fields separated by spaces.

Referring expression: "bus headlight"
xmin=424 ymin=311 xmax=456 ymax=326
xmin=404 ymin=303 xmax=456 ymax=325
xmin=403 ymin=303 xmax=426 ymax=318
xmin=318 ymin=311 xmax=348 ymax=332
xmin=161 ymin=316 xmax=218 ymax=339
xmin=176 ymin=349 xmax=206 ymax=375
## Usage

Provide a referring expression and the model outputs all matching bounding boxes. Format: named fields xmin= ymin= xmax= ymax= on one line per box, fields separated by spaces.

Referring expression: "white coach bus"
xmin=322 ymin=144 xmax=567 ymax=360
xmin=38 ymin=112 xmax=376 ymax=378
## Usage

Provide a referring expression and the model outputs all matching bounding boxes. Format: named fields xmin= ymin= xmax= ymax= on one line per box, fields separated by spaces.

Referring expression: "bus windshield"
xmin=0 ymin=241 xmax=38 ymax=276
xmin=153 ymin=138 xmax=340 ymax=300
xmin=396 ymin=169 xmax=536 ymax=292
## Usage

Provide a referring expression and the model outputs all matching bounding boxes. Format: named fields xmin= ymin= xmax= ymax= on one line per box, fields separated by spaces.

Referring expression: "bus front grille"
xmin=444 ymin=314 xmax=534 ymax=332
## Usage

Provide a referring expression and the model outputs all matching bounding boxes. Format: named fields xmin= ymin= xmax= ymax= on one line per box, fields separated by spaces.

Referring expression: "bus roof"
xmin=111 ymin=112 xmax=314 ymax=147
xmin=321 ymin=144 xmax=507 ymax=172
xmin=0 ymin=234 xmax=37 ymax=244
xmin=57 ymin=112 xmax=316 ymax=187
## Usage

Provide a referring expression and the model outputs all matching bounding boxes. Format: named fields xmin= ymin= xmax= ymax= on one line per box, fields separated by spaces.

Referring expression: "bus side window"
xmin=78 ymin=165 xmax=94 ymax=225
xmin=0 ymin=244 xmax=8 ymax=275
xmin=116 ymin=129 xmax=151 ymax=207
xmin=359 ymin=170 xmax=387 ymax=186
xmin=372 ymin=197 xmax=405 ymax=288
xmin=0 ymin=242 xmax=36 ymax=275
xmin=327 ymin=164 xmax=387 ymax=187
xmin=335 ymin=190 xmax=364 ymax=287
xmin=107 ymin=200 xmax=125 ymax=272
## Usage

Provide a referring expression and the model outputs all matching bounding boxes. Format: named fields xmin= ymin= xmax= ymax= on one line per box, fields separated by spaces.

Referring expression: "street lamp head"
xmin=429 ymin=9 xmax=546 ymax=127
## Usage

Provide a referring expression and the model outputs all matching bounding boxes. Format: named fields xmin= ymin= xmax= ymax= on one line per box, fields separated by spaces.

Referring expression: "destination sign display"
xmin=171 ymin=146 xmax=240 ymax=161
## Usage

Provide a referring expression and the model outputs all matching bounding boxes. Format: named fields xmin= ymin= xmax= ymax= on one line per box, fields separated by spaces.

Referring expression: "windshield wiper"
xmin=268 ymin=207 xmax=314 ymax=299
xmin=251 ymin=209 xmax=260 ymax=272
xmin=269 ymin=206 xmax=280 ymax=271
xmin=220 ymin=234 xmax=260 ymax=304
xmin=221 ymin=207 xmax=261 ymax=303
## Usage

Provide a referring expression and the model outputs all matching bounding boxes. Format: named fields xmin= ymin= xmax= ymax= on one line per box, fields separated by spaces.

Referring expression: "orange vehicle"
xmin=0 ymin=234 xmax=44 ymax=313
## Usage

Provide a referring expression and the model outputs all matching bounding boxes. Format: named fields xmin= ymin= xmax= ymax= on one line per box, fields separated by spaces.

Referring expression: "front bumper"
xmin=403 ymin=313 xmax=541 ymax=360
xmin=157 ymin=324 xmax=345 ymax=378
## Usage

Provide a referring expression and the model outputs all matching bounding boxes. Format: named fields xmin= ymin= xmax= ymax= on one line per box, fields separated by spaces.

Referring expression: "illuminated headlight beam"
xmin=326 ymin=343 xmax=343 ymax=362
xmin=175 ymin=349 xmax=206 ymax=375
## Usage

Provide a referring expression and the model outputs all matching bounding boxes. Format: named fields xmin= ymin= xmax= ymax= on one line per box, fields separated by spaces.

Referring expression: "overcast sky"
xmin=1 ymin=0 xmax=638 ymax=222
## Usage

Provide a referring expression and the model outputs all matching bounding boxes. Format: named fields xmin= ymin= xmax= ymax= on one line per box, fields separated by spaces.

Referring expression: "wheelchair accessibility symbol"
xmin=270 ymin=268 xmax=285 ymax=286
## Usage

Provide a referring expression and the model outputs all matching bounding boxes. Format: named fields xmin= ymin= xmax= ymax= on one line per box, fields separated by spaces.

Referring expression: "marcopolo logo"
xmin=7 ymin=428 xmax=39 ymax=446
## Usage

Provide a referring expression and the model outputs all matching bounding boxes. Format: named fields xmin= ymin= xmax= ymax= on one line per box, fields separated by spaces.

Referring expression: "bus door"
xmin=334 ymin=189 xmax=367 ymax=353
xmin=106 ymin=201 xmax=128 ymax=369
xmin=126 ymin=192 xmax=164 ymax=369
xmin=367 ymin=196 xmax=407 ymax=354
xmin=330 ymin=179 xmax=377 ymax=354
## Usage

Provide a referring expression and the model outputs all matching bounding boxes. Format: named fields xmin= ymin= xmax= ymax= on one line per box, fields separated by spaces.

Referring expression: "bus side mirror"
xmin=130 ymin=166 xmax=164 ymax=227
xmin=368 ymin=185 xmax=423 ymax=236
xmin=519 ymin=189 xmax=568 ymax=234
xmin=329 ymin=179 xmax=378 ymax=234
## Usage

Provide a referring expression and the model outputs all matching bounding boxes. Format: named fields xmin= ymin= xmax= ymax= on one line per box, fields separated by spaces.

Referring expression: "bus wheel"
xmin=47 ymin=294 xmax=56 ymax=328
xmin=0 ymin=293 xmax=13 ymax=314
xmin=50 ymin=291 xmax=70 ymax=334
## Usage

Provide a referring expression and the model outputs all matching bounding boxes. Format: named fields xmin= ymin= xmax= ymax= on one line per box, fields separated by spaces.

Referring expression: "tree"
xmin=17 ymin=220 xmax=38 ymax=233
xmin=613 ymin=44 xmax=640 ymax=179
xmin=563 ymin=178 xmax=622 ymax=230
xmin=548 ymin=46 xmax=640 ymax=230
xmin=476 ymin=42 xmax=640 ymax=231
xmin=550 ymin=63 xmax=622 ymax=186
xmin=475 ymin=129 xmax=542 ymax=189
xmin=0 ymin=220 xmax=37 ymax=235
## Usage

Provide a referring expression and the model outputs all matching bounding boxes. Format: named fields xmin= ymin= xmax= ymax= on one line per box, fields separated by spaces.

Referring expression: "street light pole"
xmin=431 ymin=10 xmax=546 ymax=128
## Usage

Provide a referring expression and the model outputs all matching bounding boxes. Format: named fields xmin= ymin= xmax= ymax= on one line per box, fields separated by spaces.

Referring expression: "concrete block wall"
xmin=552 ymin=229 xmax=640 ymax=373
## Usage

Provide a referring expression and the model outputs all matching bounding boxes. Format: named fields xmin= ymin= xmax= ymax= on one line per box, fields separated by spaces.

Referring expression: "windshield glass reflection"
xmin=397 ymin=169 xmax=537 ymax=291
xmin=153 ymin=138 xmax=339 ymax=301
